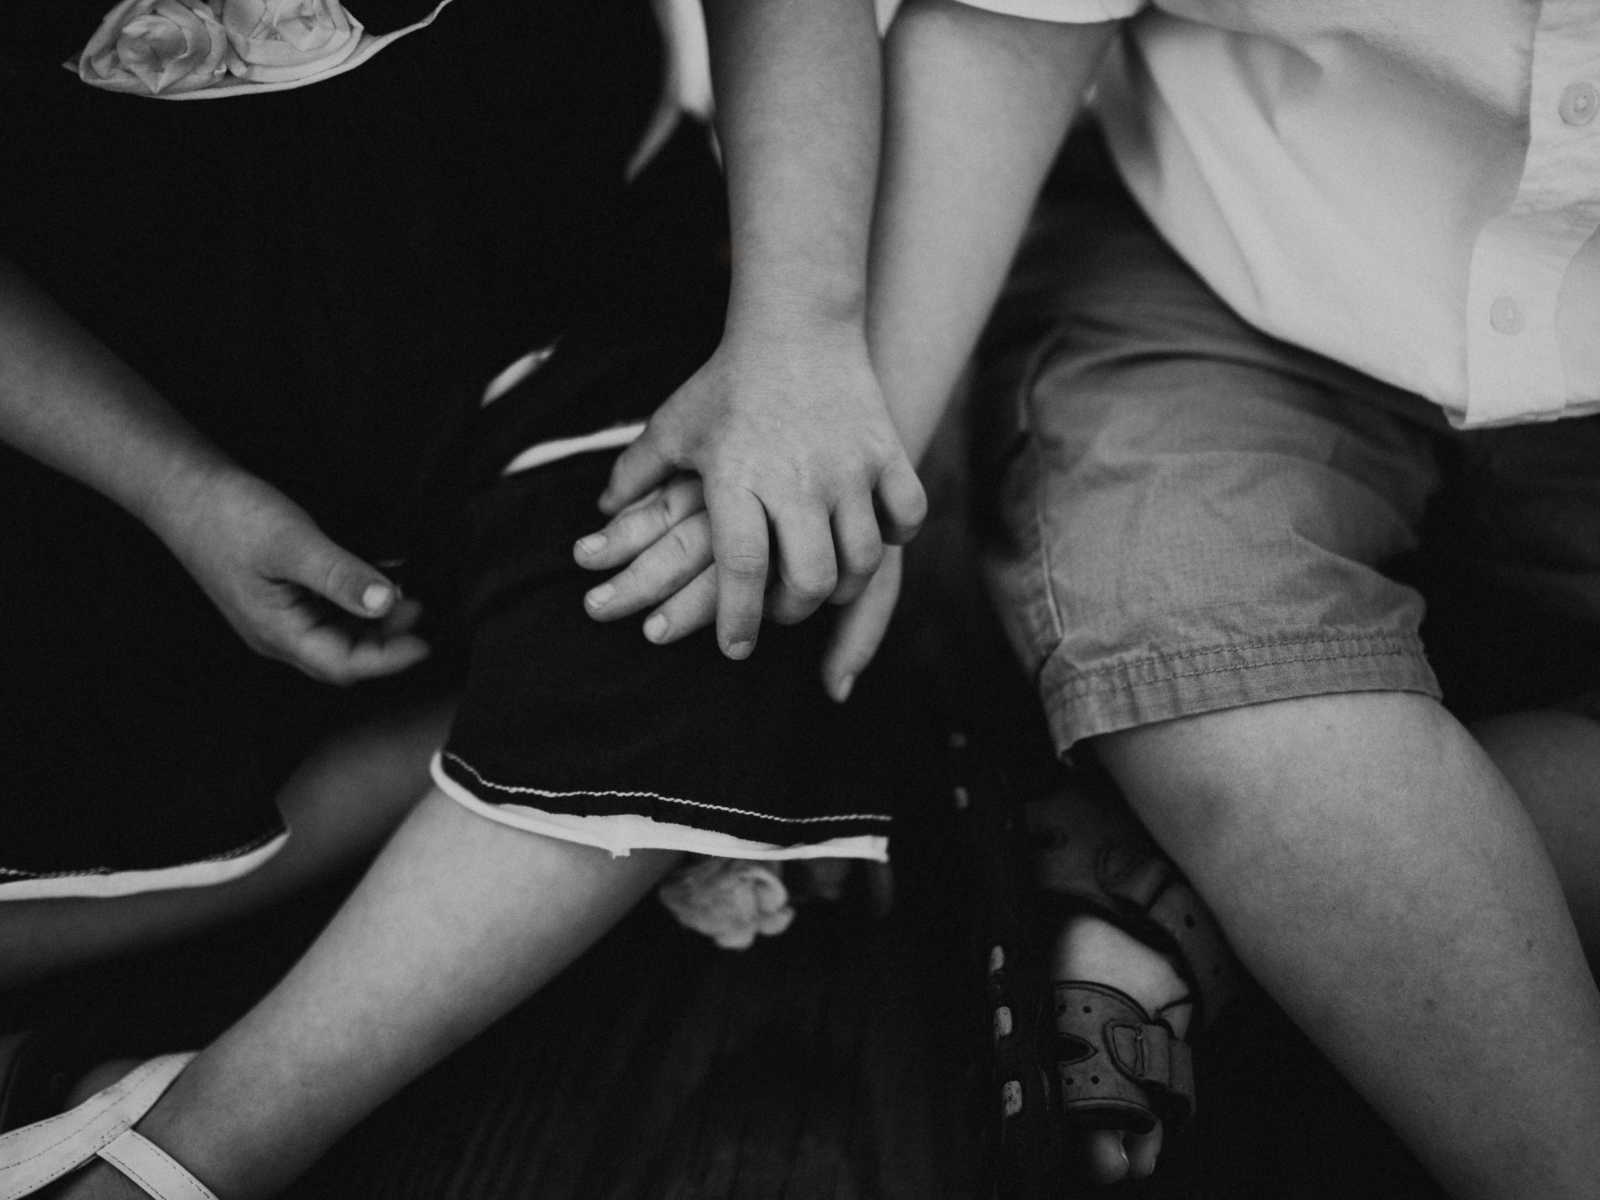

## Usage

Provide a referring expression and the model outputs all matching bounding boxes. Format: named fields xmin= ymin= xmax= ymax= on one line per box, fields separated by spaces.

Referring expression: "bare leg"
xmin=1096 ymin=692 xmax=1600 ymax=1200
xmin=0 ymin=697 xmax=453 ymax=991
xmin=60 ymin=788 xmax=678 ymax=1199
xmin=1472 ymin=709 xmax=1600 ymax=962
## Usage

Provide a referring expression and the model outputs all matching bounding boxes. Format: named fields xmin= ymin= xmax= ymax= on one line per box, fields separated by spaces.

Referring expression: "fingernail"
xmin=725 ymin=639 xmax=754 ymax=660
xmin=575 ymin=533 xmax=607 ymax=558
xmin=585 ymin=584 xmax=615 ymax=611
xmin=643 ymin=613 xmax=669 ymax=642
xmin=834 ymin=674 xmax=855 ymax=703
xmin=361 ymin=583 xmax=393 ymax=613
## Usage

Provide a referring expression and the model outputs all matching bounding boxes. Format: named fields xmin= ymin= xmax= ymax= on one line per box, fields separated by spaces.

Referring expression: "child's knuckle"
xmin=667 ymin=524 xmax=700 ymax=562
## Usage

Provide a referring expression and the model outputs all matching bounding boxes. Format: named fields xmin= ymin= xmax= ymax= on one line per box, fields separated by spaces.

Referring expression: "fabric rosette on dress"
xmin=222 ymin=0 xmax=362 ymax=83
xmin=73 ymin=0 xmax=451 ymax=97
xmin=76 ymin=0 xmax=233 ymax=94
xmin=658 ymin=859 xmax=797 ymax=951
xmin=656 ymin=857 xmax=895 ymax=949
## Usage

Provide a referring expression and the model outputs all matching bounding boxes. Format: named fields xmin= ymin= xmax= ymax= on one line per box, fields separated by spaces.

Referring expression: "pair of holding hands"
xmin=160 ymin=330 xmax=923 ymax=698
xmin=575 ymin=327 xmax=926 ymax=702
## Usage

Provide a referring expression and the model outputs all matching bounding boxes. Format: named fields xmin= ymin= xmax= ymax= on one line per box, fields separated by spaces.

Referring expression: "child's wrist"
xmin=137 ymin=448 xmax=243 ymax=545
xmin=724 ymin=261 xmax=867 ymax=343
xmin=722 ymin=292 xmax=867 ymax=352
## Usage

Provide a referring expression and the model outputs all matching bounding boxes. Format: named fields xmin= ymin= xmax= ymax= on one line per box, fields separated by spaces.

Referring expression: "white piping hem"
xmin=431 ymin=755 xmax=888 ymax=863
xmin=480 ymin=341 xmax=561 ymax=406
xmin=0 ymin=832 xmax=289 ymax=901
xmin=499 ymin=422 xmax=646 ymax=477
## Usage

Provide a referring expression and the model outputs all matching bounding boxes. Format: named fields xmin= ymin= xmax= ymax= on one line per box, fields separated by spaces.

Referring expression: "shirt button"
xmin=1490 ymin=296 xmax=1524 ymax=335
xmin=1559 ymin=81 xmax=1598 ymax=126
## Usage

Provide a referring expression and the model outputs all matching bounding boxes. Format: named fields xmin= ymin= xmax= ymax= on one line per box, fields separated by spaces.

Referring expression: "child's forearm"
xmin=868 ymin=0 xmax=1118 ymax=461
xmin=0 ymin=255 xmax=234 ymax=534
xmin=702 ymin=0 xmax=881 ymax=340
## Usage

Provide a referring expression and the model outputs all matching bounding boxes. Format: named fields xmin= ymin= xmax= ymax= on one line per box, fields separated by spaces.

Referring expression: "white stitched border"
xmin=499 ymin=422 xmax=647 ymax=477
xmin=440 ymin=751 xmax=891 ymax=824
xmin=480 ymin=341 xmax=561 ymax=406
xmin=430 ymin=763 xmax=888 ymax=862
xmin=0 ymin=834 xmax=287 ymax=901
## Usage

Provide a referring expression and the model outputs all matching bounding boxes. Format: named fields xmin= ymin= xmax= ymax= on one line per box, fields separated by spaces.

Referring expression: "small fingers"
xmin=598 ymin=420 xmax=679 ymax=515
xmin=828 ymin=497 xmax=884 ymax=608
xmin=584 ymin=511 xmax=713 ymax=621
xmin=820 ymin=547 xmax=900 ymax=702
xmin=339 ymin=630 xmax=433 ymax=680
xmin=574 ymin=476 xmax=705 ymax=571
xmin=264 ymin=599 xmax=430 ymax=685
xmin=290 ymin=626 xmax=431 ymax=685
xmin=283 ymin=531 xmax=398 ymax=620
xmin=378 ymin=596 xmax=426 ymax=636
xmin=640 ymin=564 xmax=717 ymax=644
xmin=874 ymin=455 xmax=928 ymax=546
xmin=765 ymin=503 xmax=839 ymax=627
xmin=707 ymin=486 xmax=770 ymax=660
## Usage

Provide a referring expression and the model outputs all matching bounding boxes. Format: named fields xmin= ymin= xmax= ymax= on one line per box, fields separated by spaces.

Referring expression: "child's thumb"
xmin=289 ymin=535 xmax=397 ymax=619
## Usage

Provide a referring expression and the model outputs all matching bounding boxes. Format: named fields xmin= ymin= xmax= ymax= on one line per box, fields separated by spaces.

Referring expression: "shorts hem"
xmin=1040 ymin=632 xmax=1440 ymax=752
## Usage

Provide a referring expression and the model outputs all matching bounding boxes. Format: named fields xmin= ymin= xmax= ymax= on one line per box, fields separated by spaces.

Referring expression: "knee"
xmin=1090 ymin=691 xmax=1461 ymax=865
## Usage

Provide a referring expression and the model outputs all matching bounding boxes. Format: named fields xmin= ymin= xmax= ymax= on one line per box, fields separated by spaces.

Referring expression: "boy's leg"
xmin=1472 ymin=709 xmax=1600 ymax=961
xmin=59 ymin=787 xmax=676 ymax=1200
xmin=1097 ymin=692 xmax=1600 ymax=1200
xmin=0 ymin=697 xmax=453 ymax=991
xmin=974 ymin=127 xmax=1600 ymax=1190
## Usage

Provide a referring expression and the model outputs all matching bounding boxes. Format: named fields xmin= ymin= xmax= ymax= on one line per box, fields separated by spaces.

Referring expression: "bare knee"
xmin=1090 ymin=691 xmax=1477 ymax=871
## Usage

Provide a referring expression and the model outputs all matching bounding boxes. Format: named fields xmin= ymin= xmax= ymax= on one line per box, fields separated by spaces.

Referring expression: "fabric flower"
xmin=78 ymin=0 xmax=232 ymax=95
xmin=658 ymin=859 xmax=796 ymax=951
xmin=221 ymin=0 xmax=363 ymax=83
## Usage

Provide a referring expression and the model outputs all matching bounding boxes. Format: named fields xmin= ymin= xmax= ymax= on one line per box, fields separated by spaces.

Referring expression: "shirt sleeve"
xmin=950 ymin=0 xmax=1144 ymax=21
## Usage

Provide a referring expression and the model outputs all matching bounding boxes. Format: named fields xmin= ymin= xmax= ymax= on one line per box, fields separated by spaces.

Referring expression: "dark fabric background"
xmin=0 ymin=0 xmax=725 ymax=878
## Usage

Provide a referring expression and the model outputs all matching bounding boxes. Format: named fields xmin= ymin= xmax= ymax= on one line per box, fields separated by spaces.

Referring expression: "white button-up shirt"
xmin=966 ymin=0 xmax=1600 ymax=428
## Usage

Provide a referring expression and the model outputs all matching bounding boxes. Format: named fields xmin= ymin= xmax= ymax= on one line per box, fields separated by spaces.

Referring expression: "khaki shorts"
xmin=973 ymin=128 xmax=1600 ymax=753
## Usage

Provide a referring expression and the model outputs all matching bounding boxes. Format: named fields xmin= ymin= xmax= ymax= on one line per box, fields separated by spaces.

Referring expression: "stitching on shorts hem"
xmin=1055 ymin=634 xmax=1426 ymax=696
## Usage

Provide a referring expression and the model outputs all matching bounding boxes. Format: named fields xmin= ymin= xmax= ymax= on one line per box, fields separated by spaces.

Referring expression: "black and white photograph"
xmin=2 ymin=2 xmax=1598 ymax=1197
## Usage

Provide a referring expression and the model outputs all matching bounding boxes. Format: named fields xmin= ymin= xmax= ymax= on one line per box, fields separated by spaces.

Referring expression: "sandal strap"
xmin=100 ymin=1129 xmax=217 ymax=1200
xmin=1028 ymin=787 xmax=1239 ymax=1025
xmin=1052 ymin=982 xmax=1195 ymax=1134
xmin=0 ymin=1053 xmax=196 ymax=1199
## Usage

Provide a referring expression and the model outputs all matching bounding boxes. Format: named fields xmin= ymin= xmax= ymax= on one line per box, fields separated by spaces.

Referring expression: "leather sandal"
xmin=1052 ymin=981 xmax=1194 ymax=1134
xmin=990 ymin=771 xmax=1240 ymax=1191
xmin=0 ymin=1052 xmax=215 ymax=1199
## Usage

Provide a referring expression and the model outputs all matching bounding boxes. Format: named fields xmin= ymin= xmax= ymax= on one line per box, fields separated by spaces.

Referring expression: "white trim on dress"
xmin=431 ymin=753 xmax=890 ymax=863
xmin=0 ymin=831 xmax=289 ymax=901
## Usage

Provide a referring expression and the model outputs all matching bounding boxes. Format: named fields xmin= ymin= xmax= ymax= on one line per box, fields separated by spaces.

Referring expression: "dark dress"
xmin=1 ymin=0 xmax=891 ymax=894
xmin=0 ymin=0 xmax=673 ymax=891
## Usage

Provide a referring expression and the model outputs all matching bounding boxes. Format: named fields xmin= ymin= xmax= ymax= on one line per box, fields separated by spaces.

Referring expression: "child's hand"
xmin=152 ymin=465 xmax=430 ymax=685
xmin=576 ymin=474 xmax=903 ymax=701
xmin=596 ymin=327 xmax=925 ymax=659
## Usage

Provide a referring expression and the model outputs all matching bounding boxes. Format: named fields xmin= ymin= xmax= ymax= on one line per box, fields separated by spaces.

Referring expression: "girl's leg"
xmin=1098 ymin=691 xmax=1600 ymax=1200
xmin=0 ymin=698 xmax=453 ymax=991
xmin=61 ymin=787 xmax=678 ymax=1200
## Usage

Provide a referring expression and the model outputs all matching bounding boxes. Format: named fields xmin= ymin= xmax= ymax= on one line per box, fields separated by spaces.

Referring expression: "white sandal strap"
xmin=99 ymin=1129 xmax=217 ymax=1200
xmin=0 ymin=1053 xmax=197 ymax=1199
